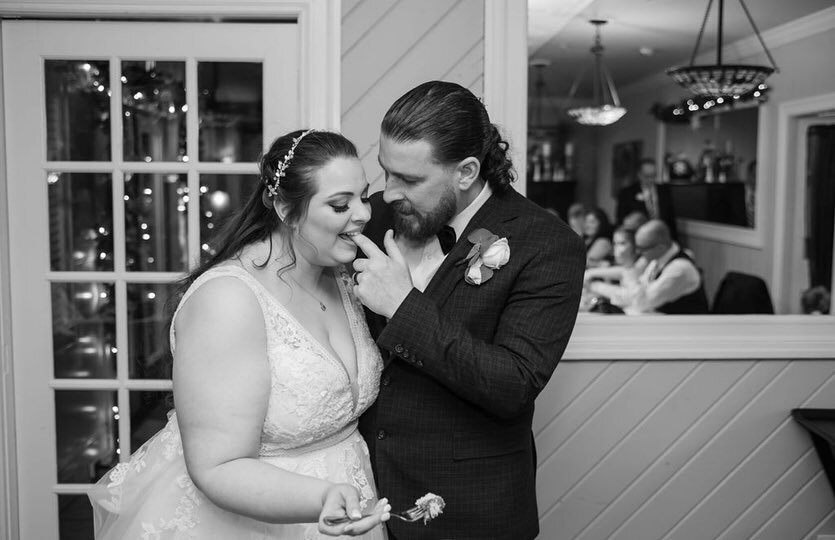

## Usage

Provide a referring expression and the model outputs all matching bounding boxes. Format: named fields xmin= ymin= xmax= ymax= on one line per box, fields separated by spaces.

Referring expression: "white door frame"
xmin=0 ymin=24 xmax=19 ymax=539
xmin=787 ymin=116 xmax=835 ymax=315
xmin=771 ymin=92 xmax=835 ymax=313
xmin=0 ymin=2 xmax=341 ymax=538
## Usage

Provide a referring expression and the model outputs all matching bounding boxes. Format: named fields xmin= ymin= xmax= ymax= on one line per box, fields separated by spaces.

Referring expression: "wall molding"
xmin=566 ymin=315 xmax=835 ymax=360
xmin=724 ymin=5 xmax=835 ymax=63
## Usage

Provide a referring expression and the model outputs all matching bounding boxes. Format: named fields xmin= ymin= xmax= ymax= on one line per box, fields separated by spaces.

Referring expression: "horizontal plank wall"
xmin=534 ymin=359 xmax=835 ymax=540
xmin=341 ymin=0 xmax=484 ymax=192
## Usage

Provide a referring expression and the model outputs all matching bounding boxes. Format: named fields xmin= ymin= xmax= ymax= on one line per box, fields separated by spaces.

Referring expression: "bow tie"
xmin=436 ymin=225 xmax=456 ymax=255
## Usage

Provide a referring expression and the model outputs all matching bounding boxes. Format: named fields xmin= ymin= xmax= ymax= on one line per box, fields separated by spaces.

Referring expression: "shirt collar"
xmin=655 ymin=242 xmax=680 ymax=269
xmin=448 ymin=181 xmax=493 ymax=240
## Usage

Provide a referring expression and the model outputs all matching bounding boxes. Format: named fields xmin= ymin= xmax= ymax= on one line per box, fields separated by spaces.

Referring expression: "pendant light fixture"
xmin=566 ymin=19 xmax=626 ymax=127
xmin=667 ymin=0 xmax=778 ymax=98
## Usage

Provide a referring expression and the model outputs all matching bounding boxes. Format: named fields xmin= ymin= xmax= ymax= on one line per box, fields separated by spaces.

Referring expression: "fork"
xmin=323 ymin=505 xmax=426 ymax=526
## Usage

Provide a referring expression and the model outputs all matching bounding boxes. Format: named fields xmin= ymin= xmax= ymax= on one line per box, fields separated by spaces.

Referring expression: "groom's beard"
xmin=391 ymin=186 xmax=457 ymax=241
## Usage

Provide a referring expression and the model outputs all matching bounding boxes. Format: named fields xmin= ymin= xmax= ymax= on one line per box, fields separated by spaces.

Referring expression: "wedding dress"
xmin=88 ymin=264 xmax=386 ymax=539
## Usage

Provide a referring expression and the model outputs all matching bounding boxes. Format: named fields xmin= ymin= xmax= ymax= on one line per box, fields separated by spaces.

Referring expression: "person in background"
xmin=584 ymin=207 xmax=614 ymax=268
xmin=353 ymin=80 xmax=585 ymax=540
xmin=88 ymin=130 xmax=390 ymax=539
xmin=629 ymin=219 xmax=708 ymax=314
xmin=801 ymin=285 xmax=831 ymax=314
xmin=620 ymin=209 xmax=649 ymax=233
xmin=567 ymin=202 xmax=587 ymax=237
xmin=583 ymin=227 xmax=647 ymax=313
xmin=616 ymin=158 xmax=678 ymax=240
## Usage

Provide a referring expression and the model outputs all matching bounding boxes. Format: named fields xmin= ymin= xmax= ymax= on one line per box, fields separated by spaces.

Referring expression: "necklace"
xmin=290 ymin=276 xmax=327 ymax=311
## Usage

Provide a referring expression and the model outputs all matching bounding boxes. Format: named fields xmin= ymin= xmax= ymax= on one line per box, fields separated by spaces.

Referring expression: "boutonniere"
xmin=635 ymin=192 xmax=646 ymax=201
xmin=455 ymin=228 xmax=510 ymax=285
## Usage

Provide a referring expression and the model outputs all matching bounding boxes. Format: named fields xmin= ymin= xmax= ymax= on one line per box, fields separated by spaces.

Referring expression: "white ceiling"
xmin=528 ymin=0 xmax=835 ymax=98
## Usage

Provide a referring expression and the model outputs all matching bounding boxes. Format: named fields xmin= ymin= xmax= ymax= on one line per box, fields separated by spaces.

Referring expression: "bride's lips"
xmin=338 ymin=231 xmax=362 ymax=243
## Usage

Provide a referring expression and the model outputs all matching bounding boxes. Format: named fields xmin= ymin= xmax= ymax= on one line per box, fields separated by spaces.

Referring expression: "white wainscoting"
xmin=534 ymin=359 xmax=835 ymax=539
xmin=341 ymin=0 xmax=484 ymax=191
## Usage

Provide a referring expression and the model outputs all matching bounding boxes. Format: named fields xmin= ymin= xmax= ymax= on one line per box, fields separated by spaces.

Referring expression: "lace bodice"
xmin=171 ymin=264 xmax=382 ymax=456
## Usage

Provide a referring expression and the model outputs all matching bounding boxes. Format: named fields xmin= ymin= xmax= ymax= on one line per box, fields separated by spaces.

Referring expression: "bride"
xmin=89 ymin=129 xmax=389 ymax=539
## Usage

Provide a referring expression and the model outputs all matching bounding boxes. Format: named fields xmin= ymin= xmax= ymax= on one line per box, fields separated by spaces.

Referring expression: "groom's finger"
xmin=383 ymin=229 xmax=406 ymax=266
xmin=350 ymin=233 xmax=386 ymax=260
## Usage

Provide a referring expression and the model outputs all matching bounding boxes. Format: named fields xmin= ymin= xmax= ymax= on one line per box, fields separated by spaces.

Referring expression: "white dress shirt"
xmin=630 ymin=242 xmax=701 ymax=314
xmin=397 ymin=182 xmax=493 ymax=292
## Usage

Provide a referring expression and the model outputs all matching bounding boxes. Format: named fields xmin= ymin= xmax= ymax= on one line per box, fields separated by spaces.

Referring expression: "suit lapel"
xmin=370 ymin=189 xmax=519 ymax=369
xmin=423 ymin=189 xmax=517 ymax=306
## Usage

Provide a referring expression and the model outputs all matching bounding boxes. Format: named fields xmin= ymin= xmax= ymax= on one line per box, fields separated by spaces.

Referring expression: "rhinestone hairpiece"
xmin=266 ymin=129 xmax=317 ymax=197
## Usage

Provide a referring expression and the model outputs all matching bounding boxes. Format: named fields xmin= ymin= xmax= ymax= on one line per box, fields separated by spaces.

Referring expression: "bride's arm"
xmin=173 ymin=276 xmax=386 ymax=533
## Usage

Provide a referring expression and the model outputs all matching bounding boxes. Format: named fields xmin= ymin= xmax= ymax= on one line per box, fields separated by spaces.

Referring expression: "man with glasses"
xmin=631 ymin=219 xmax=708 ymax=314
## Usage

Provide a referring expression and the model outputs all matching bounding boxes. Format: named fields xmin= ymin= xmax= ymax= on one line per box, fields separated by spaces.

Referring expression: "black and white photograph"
xmin=0 ymin=1 xmax=834 ymax=539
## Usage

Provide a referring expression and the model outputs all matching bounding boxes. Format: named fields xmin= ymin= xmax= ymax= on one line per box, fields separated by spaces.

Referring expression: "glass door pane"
xmin=3 ymin=19 xmax=299 ymax=539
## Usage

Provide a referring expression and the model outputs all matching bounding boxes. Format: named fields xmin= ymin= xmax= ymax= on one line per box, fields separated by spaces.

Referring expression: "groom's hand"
xmin=351 ymin=230 xmax=413 ymax=319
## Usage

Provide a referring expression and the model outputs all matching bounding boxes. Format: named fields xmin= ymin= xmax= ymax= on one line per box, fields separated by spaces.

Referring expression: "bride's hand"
xmin=318 ymin=484 xmax=390 ymax=536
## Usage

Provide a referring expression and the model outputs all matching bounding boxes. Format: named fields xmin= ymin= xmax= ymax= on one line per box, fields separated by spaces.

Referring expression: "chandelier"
xmin=567 ymin=19 xmax=626 ymax=126
xmin=667 ymin=0 xmax=779 ymax=98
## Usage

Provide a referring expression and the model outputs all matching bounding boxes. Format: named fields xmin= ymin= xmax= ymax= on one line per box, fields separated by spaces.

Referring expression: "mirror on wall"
xmin=661 ymin=105 xmax=758 ymax=229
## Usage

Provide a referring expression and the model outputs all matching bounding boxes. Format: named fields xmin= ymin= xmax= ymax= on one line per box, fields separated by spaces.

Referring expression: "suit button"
xmin=377 ymin=429 xmax=387 ymax=440
xmin=402 ymin=349 xmax=410 ymax=359
xmin=415 ymin=360 xmax=423 ymax=367
xmin=381 ymin=375 xmax=391 ymax=386
xmin=394 ymin=344 xmax=404 ymax=354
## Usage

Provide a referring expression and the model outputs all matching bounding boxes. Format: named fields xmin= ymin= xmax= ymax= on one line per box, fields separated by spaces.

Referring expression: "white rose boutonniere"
xmin=457 ymin=228 xmax=510 ymax=285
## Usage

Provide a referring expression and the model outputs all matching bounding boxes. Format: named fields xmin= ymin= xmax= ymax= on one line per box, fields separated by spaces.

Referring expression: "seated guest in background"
xmin=567 ymin=202 xmax=586 ymax=237
xmin=583 ymin=227 xmax=647 ymax=313
xmin=584 ymin=207 xmax=614 ymax=268
xmin=620 ymin=210 xmax=649 ymax=233
xmin=801 ymin=285 xmax=831 ymax=314
xmin=630 ymin=220 xmax=708 ymax=314
xmin=615 ymin=158 xmax=678 ymax=240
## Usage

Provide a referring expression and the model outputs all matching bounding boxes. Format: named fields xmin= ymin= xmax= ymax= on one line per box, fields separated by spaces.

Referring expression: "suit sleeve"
xmin=376 ymin=227 xmax=586 ymax=419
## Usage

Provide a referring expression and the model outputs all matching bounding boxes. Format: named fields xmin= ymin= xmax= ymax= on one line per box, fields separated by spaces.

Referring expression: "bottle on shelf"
xmin=698 ymin=139 xmax=716 ymax=183
xmin=716 ymin=139 xmax=735 ymax=183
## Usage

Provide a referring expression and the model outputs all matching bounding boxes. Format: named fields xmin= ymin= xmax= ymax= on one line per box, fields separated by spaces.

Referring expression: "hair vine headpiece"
xmin=266 ymin=129 xmax=317 ymax=197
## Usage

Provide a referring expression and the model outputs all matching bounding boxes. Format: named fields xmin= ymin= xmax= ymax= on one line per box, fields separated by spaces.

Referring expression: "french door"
xmin=3 ymin=20 xmax=299 ymax=538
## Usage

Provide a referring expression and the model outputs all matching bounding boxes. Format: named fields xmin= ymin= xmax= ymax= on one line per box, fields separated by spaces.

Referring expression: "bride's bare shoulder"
xmin=176 ymin=271 xmax=263 ymax=334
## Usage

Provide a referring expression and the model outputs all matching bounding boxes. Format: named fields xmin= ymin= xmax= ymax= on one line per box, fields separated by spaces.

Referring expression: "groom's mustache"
xmin=390 ymin=200 xmax=415 ymax=215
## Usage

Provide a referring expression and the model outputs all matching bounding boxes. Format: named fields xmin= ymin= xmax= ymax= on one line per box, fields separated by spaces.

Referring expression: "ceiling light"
xmin=667 ymin=0 xmax=778 ymax=98
xmin=566 ymin=19 xmax=626 ymax=126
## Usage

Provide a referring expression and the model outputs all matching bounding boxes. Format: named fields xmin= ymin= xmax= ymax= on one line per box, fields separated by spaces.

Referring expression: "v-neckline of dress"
xmin=220 ymin=264 xmax=362 ymax=411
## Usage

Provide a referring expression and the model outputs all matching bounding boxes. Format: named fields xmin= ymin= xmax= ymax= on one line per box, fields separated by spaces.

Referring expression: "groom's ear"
xmin=456 ymin=157 xmax=481 ymax=190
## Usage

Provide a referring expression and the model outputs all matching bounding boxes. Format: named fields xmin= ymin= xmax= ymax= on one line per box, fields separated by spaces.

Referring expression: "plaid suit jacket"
xmin=358 ymin=187 xmax=585 ymax=540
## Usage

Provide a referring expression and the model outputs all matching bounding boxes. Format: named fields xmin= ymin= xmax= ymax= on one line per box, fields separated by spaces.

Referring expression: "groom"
xmin=352 ymin=81 xmax=585 ymax=540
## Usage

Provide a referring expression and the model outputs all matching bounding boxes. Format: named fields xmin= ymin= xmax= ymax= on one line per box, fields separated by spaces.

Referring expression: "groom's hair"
xmin=381 ymin=81 xmax=515 ymax=192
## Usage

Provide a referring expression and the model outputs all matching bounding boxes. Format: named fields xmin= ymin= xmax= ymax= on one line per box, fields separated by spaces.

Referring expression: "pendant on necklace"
xmin=319 ymin=302 xmax=327 ymax=311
